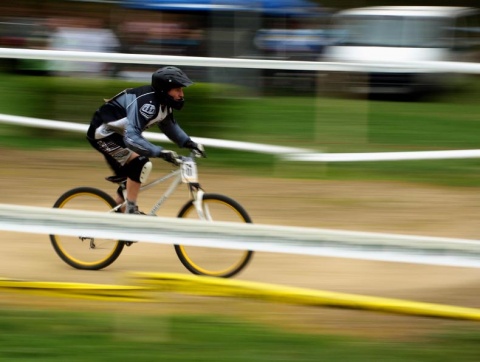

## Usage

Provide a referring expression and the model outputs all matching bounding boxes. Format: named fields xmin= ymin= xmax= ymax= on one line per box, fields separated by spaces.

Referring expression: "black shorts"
xmin=87 ymin=133 xmax=132 ymax=177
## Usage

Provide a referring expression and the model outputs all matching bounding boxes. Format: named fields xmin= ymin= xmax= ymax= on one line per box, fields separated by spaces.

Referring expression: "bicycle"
xmin=49 ymin=152 xmax=254 ymax=278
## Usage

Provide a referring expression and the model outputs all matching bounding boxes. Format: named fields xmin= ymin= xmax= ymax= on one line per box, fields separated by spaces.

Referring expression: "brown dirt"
xmin=1 ymin=148 xmax=479 ymax=339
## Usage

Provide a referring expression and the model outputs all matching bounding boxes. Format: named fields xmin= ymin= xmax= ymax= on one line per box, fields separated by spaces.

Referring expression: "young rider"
xmin=87 ymin=66 xmax=205 ymax=214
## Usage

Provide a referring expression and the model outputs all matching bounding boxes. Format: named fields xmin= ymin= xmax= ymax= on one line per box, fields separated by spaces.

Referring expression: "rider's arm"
xmin=158 ymin=113 xmax=190 ymax=148
xmin=124 ymin=123 xmax=164 ymax=157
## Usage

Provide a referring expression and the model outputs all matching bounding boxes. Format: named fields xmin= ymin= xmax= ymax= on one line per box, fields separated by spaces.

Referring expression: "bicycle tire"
xmin=174 ymin=193 xmax=254 ymax=278
xmin=49 ymin=187 xmax=125 ymax=270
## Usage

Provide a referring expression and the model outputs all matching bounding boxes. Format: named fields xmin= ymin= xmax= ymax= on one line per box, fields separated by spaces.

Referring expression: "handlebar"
xmin=176 ymin=155 xmax=192 ymax=165
xmin=176 ymin=150 xmax=205 ymax=165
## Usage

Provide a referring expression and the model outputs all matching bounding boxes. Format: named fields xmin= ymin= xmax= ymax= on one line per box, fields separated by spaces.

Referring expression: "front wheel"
xmin=49 ymin=187 xmax=125 ymax=270
xmin=174 ymin=193 xmax=254 ymax=278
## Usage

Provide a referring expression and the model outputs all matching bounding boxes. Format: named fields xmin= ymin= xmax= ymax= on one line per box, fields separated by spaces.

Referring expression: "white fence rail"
xmin=1 ymin=47 xmax=480 ymax=74
xmin=0 ymin=113 xmax=310 ymax=155
xmin=1 ymin=203 xmax=480 ymax=269
xmin=3 ymin=113 xmax=480 ymax=162
xmin=283 ymin=149 xmax=480 ymax=162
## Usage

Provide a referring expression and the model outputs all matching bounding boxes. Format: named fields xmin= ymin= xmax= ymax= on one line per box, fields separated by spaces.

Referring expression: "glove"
xmin=159 ymin=150 xmax=180 ymax=165
xmin=184 ymin=139 xmax=206 ymax=158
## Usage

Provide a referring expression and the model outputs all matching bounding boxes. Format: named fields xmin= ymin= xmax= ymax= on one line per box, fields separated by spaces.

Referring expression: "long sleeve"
xmin=124 ymin=121 xmax=163 ymax=157
xmin=159 ymin=114 xmax=190 ymax=148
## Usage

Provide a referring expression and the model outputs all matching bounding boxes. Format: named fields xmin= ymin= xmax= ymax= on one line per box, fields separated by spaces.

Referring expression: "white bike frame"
xmin=113 ymin=155 xmax=208 ymax=220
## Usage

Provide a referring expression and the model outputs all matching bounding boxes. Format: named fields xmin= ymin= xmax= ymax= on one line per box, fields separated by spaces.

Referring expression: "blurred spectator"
xmin=0 ymin=16 xmax=50 ymax=74
xmin=118 ymin=20 xmax=204 ymax=57
xmin=47 ymin=17 xmax=120 ymax=76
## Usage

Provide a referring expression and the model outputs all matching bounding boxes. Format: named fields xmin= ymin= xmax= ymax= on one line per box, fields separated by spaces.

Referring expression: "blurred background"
xmin=1 ymin=0 xmax=479 ymax=92
xmin=1 ymin=2 xmax=480 ymax=360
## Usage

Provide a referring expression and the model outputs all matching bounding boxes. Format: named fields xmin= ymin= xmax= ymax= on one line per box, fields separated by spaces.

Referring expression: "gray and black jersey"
xmin=87 ymin=85 xmax=190 ymax=158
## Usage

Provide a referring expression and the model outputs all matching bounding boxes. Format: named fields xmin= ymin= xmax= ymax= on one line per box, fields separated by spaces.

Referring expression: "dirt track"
xmin=1 ymin=149 xmax=479 ymax=338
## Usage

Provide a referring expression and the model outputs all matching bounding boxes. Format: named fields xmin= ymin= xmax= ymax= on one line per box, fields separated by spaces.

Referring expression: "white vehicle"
xmin=323 ymin=6 xmax=480 ymax=96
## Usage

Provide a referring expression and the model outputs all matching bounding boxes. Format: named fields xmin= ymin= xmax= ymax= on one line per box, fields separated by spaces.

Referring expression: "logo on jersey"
xmin=140 ymin=103 xmax=156 ymax=119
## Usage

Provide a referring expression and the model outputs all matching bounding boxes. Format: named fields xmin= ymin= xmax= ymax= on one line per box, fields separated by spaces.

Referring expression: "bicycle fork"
xmin=190 ymin=184 xmax=212 ymax=221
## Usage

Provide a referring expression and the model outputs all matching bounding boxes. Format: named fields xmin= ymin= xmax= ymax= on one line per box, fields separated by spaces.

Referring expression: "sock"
xmin=126 ymin=199 xmax=137 ymax=214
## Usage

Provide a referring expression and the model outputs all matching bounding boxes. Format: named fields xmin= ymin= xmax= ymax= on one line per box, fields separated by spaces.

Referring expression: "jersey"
xmin=87 ymin=85 xmax=190 ymax=158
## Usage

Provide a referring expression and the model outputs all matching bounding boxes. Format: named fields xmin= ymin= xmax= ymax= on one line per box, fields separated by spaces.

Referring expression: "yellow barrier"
xmin=131 ymin=273 xmax=480 ymax=322
xmin=2 ymin=273 xmax=479 ymax=322
xmin=0 ymin=278 xmax=153 ymax=303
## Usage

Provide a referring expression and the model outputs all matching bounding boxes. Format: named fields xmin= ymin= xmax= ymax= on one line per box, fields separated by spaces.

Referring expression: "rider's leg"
xmin=124 ymin=153 xmax=140 ymax=213
xmin=125 ymin=178 xmax=141 ymax=213
xmin=115 ymin=190 xmax=125 ymax=207
xmin=86 ymin=134 xmax=151 ymax=213
xmin=124 ymin=154 xmax=152 ymax=214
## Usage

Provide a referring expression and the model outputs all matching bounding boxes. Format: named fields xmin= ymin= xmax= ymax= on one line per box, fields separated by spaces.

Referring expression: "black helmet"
xmin=152 ymin=66 xmax=193 ymax=91
xmin=152 ymin=66 xmax=193 ymax=110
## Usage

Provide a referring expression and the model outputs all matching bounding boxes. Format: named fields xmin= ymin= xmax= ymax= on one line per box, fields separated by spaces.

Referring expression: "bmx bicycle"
xmin=49 ymin=152 xmax=253 ymax=278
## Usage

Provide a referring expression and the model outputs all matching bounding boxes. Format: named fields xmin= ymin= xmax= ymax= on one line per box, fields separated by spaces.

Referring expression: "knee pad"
xmin=126 ymin=156 xmax=152 ymax=183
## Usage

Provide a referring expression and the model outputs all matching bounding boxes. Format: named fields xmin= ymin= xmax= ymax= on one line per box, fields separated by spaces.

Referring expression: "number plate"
xmin=181 ymin=160 xmax=198 ymax=183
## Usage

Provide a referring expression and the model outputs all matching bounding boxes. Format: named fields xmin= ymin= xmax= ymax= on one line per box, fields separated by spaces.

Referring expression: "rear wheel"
xmin=49 ymin=187 xmax=125 ymax=270
xmin=174 ymin=193 xmax=254 ymax=278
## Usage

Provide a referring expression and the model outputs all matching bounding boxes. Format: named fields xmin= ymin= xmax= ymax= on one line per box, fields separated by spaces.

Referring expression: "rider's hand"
xmin=191 ymin=143 xmax=206 ymax=158
xmin=185 ymin=139 xmax=206 ymax=158
xmin=159 ymin=150 xmax=180 ymax=165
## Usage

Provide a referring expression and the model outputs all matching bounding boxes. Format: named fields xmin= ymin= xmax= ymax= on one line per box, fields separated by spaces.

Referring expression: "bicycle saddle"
xmin=105 ymin=175 xmax=127 ymax=184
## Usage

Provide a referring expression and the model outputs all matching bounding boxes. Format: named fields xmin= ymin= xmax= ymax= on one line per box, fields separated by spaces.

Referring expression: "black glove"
xmin=159 ymin=150 xmax=180 ymax=165
xmin=184 ymin=139 xmax=206 ymax=158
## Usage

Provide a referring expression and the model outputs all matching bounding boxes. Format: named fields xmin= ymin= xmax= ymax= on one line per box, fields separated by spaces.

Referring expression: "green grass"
xmin=203 ymin=84 xmax=480 ymax=186
xmin=0 ymin=309 xmax=479 ymax=361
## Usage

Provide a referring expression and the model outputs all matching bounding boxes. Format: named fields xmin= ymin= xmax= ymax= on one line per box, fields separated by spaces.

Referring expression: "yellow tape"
xmin=0 ymin=278 xmax=153 ymax=303
xmin=2 ymin=273 xmax=479 ymax=322
xmin=131 ymin=272 xmax=480 ymax=322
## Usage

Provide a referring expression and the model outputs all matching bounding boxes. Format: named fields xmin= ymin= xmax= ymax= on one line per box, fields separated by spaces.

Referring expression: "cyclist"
xmin=87 ymin=66 xmax=205 ymax=214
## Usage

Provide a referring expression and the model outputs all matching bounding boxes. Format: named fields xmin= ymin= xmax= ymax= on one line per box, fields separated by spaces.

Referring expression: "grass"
xmin=202 ymin=83 xmax=480 ymax=186
xmin=0 ymin=309 xmax=479 ymax=361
